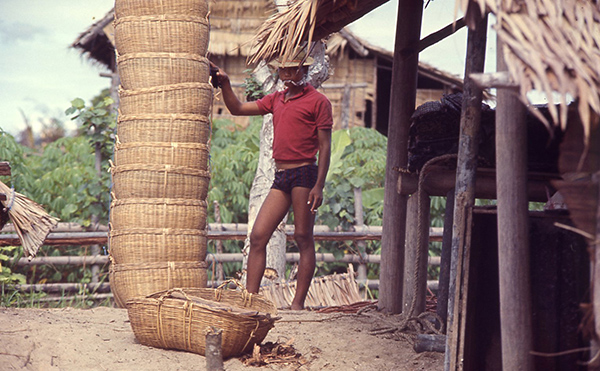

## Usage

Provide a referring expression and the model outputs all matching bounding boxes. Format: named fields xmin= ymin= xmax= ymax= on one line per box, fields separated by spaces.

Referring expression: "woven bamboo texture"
xmin=110 ymin=198 xmax=208 ymax=230
xmin=126 ymin=285 xmax=278 ymax=357
xmin=114 ymin=141 xmax=210 ymax=170
xmin=110 ymin=261 xmax=208 ymax=308
xmin=119 ymin=83 xmax=213 ymax=116
xmin=111 ymin=164 xmax=210 ymax=200
xmin=117 ymin=113 xmax=211 ymax=144
xmin=114 ymin=15 xmax=209 ymax=55
xmin=259 ymin=265 xmax=363 ymax=309
xmin=118 ymin=52 xmax=210 ymax=90
xmin=115 ymin=0 xmax=209 ymax=19
xmin=109 ymin=227 xmax=207 ymax=264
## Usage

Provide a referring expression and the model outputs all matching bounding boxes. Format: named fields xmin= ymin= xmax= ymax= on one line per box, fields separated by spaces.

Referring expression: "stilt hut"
xmin=247 ymin=0 xmax=600 ymax=370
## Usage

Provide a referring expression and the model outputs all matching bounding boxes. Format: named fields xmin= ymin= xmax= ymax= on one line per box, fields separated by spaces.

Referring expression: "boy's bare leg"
xmin=246 ymin=189 xmax=291 ymax=294
xmin=290 ymin=187 xmax=316 ymax=310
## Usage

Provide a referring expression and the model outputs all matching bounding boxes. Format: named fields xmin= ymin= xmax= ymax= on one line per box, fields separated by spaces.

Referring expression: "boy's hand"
xmin=307 ymin=187 xmax=323 ymax=214
xmin=209 ymin=62 xmax=229 ymax=88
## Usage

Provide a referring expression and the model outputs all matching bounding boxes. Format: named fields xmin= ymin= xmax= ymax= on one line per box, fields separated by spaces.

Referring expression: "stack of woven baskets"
xmin=110 ymin=0 xmax=212 ymax=307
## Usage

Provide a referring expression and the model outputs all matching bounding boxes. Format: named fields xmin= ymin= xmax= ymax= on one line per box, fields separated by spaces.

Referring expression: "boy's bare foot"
xmin=290 ymin=303 xmax=304 ymax=310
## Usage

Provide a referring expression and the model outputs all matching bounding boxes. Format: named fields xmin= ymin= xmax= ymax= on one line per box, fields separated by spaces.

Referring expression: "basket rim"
xmin=111 ymin=163 xmax=211 ymax=177
xmin=110 ymin=227 xmax=208 ymax=237
xmin=117 ymin=113 xmax=210 ymax=122
xmin=117 ymin=52 xmax=209 ymax=62
xmin=119 ymin=82 xmax=212 ymax=97
xmin=114 ymin=14 xmax=210 ymax=25
xmin=111 ymin=260 xmax=209 ymax=271
xmin=115 ymin=142 xmax=209 ymax=151
xmin=111 ymin=198 xmax=208 ymax=207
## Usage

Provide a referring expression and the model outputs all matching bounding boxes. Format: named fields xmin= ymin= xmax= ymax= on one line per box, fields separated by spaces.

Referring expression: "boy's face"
xmin=278 ymin=66 xmax=307 ymax=86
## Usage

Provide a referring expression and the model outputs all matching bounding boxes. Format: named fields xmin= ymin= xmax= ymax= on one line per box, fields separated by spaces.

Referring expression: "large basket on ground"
xmin=114 ymin=15 xmax=209 ymax=55
xmin=109 ymin=228 xmax=207 ymax=264
xmin=114 ymin=141 xmax=210 ymax=170
xmin=117 ymin=113 xmax=211 ymax=144
xmin=115 ymin=0 xmax=209 ymax=18
xmin=126 ymin=284 xmax=278 ymax=358
xmin=110 ymin=260 xmax=208 ymax=308
xmin=119 ymin=83 xmax=212 ymax=116
xmin=118 ymin=53 xmax=210 ymax=90
xmin=111 ymin=164 xmax=210 ymax=200
xmin=110 ymin=198 xmax=208 ymax=230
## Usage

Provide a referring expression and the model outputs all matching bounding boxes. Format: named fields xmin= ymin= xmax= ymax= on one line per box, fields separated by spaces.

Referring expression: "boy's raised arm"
xmin=212 ymin=63 xmax=263 ymax=116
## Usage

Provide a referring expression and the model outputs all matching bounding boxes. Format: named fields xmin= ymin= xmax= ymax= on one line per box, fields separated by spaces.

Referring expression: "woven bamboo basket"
xmin=111 ymin=164 xmax=210 ymax=200
xmin=114 ymin=15 xmax=209 ymax=55
xmin=109 ymin=228 xmax=207 ymax=264
xmin=110 ymin=260 xmax=208 ymax=308
xmin=117 ymin=113 xmax=211 ymax=144
xmin=119 ymin=83 xmax=212 ymax=116
xmin=126 ymin=284 xmax=278 ymax=358
xmin=110 ymin=198 xmax=208 ymax=230
xmin=114 ymin=142 xmax=210 ymax=170
xmin=115 ymin=0 xmax=209 ymax=19
xmin=118 ymin=83 xmax=212 ymax=116
xmin=118 ymin=53 xmax=210 ymax=90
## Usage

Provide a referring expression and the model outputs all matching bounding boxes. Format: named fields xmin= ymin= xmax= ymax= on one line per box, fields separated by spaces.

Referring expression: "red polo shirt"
xmin=255 ymin=84 xmax=333 ymax=163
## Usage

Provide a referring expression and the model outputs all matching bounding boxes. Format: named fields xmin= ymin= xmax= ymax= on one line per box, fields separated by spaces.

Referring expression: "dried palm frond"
xmin=459 ymin=0 xmax=600 ymax=146
xmin=248 ymin=0 xmax=320 ymax=65
xmin=0 ymin=181 xmax=59 ymax=260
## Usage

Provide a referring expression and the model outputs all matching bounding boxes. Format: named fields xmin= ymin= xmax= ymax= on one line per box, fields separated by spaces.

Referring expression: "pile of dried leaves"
xmin=241 ymin=339 xmax=308 ymax=368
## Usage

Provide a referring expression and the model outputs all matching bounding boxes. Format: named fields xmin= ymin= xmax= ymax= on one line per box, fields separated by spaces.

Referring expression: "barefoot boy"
xmin=212 ymin=50 xmax=332 ymax=309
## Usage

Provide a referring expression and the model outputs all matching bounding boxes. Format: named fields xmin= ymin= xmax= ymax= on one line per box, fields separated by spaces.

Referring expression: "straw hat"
xmin=269 ymin=49 xmax=314 ymax=68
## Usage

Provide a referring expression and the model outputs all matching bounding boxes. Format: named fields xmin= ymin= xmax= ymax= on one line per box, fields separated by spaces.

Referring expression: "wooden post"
xmin=403 ymin=191 xmax=430 ymax=315
xmin=213 ymin=201 xmax=224 ymax=282
xmin=354 ymin=188 xmax=367 ymax=285
xmin=445 ymin=12 xmax=488 ymax=370
xmin=378 ymin=0 xmax=423 ymax=314
xmin=495 ymin=39 xmax=534 ymax=370
xmin=205 ymin=327 xmax=224 ymax=371
xmin=594 ymin=171 xmax=600 ymax=366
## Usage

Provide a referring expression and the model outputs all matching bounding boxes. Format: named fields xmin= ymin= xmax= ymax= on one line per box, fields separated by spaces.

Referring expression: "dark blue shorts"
xmin=271 ymin=164 xmax=318 ymax=194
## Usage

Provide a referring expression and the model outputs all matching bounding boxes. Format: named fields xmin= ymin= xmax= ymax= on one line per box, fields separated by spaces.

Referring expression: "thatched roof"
xmin=71 ymin=9 xmax=115 ymax=70
xmin=460 ymin=0 xmax=600 ymax=140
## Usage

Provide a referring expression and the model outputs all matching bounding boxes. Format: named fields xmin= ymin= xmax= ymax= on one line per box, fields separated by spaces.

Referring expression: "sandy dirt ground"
xmin=0 ymin=305 xmax=443 ymax=370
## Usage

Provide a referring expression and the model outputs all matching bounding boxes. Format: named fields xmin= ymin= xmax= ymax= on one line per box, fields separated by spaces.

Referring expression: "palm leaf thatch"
xmin=459 ymin=0 xmax=600 ymax=143
xmin=248 ymin=0 xmax=388 ymax=65
xmin=0 ymin=181 xmax=59 ymax=259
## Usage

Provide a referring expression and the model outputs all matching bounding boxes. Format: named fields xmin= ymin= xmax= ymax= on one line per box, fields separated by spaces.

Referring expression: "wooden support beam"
xmin=495 ymin=38 xmax=534 ymax=370
xmin=445 ymin=12 xmax=488 ymax=371
xmin=378 ymin=0 xmax=423 ymax=314
xmin=0 ymin=162 xmax=11 ymax=176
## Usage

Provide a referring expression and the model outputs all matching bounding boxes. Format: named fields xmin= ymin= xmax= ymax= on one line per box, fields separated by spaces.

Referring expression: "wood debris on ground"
xmin=241 ymin=339 xmax=307 ymax=368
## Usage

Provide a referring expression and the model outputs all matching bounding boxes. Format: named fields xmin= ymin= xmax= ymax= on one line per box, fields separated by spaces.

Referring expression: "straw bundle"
xmin=117 ymin=113 xmax=211 ymax=144
xmin=117 ymin=53 xmax=210 ymax=90
xmin=114 ymin=141 xmax=210 ymax=169
xmin=118 ymin=83 xmax=213 ymax=116
xmin=259 ymin=265 xmax=363 ymax=309
xmin=126 ymin=285 xmax=278 ymax=357
xmin=111 ymin=164 xmax=211 ymax=199
xmin=109 ymin=228 xmax=208 ymax=263
xmin=114 ymin=15 xmax=210 ymax=55
xmin=110 ymin=198 xmax=208 ymax=230
xmin=115 ymin=0 xmax=209 ymax=18
xmin=459 ymin=0 xmax=600 ymax=143
xmin=110 ymin=260 xmax=208 ymax=307
xmin=0 ymin=181 xmax=58 ymax=259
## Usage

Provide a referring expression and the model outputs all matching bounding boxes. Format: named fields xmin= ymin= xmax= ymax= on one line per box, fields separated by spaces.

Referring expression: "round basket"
xmin=118 ymin=83 xmax=213 ymax=116
xmin=118 ymin=53 xmax=210 ymax=90
xmin=115 ymin=0 xmax=209 ymax=18
xmin=117 ymin=113 xmax=211 ymax=144
xmin=114 ymin=142 xmax=210 ymax=170
xmin=110 ymin=198 xmax=208 ymax=230
xmin=114 ymin=15 xmax=209 ymax=55
xmin=110 ymin=260 xmax=208 ymax=308
xmin=126 ymin=284 xmax=278 ymax=358
xmin=111 ymin=164 xmax=210 ymax=200
xmin=109 ymin=228 xmax=207 ymax=264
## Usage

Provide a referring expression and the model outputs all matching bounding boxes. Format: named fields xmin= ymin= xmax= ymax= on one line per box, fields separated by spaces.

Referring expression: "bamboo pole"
xmin=378 ymin=0 xmax=423 ymax=314
xmin=495 ymin=38 xmax=534 ymax=371
xmin=436 ymin=189 xmax=455 ymax=326
xmin=445 ymin=12 xmax=488 ymax=371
